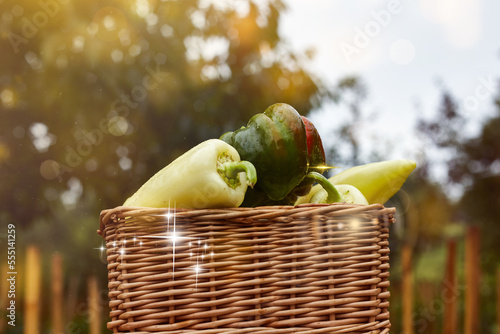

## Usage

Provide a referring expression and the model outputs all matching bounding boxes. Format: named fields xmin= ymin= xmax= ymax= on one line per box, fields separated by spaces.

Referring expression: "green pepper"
xmin=124 ymin=139 xmax=257 ymax=209
xmin=221 ymin=103 xmax=339 ymax=206
xmin=220 ymin=103 xmax=309 ymax=203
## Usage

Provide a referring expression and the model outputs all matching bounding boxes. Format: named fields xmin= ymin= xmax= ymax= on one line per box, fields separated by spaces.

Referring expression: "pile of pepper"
xmin=124 ymin=103 xmax=416 ymax=209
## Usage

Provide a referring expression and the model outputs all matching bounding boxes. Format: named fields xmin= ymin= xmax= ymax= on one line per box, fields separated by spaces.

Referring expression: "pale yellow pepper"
xmin=296 ymin=159 xmax=416 ymax=205
xmin=124 ymin=139 xmax=257 ymax=209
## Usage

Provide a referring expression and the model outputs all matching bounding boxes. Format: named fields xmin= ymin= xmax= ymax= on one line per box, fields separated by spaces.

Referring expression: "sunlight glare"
xmin=350 ymin=218 xmax=360 ymax=230
xmin=169 ymin=232 xmax=178 ymax=244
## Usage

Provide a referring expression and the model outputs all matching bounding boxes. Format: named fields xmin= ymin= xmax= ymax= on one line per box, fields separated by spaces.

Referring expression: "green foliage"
xmin=0 ymin=0 xmax=326 ymax=222
xmin=0 ymin=0 xmax=327 ymax=329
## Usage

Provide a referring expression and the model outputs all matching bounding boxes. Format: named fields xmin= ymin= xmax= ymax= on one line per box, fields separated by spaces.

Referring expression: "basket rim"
xmin=98 ymin=203 xmax=395 ymax=237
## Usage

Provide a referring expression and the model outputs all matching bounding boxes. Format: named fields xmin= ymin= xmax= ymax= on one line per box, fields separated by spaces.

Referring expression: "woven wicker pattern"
xmin=99 ymin=203 xmax=395 ymax=334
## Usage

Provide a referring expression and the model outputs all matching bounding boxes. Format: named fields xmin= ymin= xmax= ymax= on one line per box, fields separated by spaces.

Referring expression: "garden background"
xmin=1 ymin=0 xmax=499 ymax=333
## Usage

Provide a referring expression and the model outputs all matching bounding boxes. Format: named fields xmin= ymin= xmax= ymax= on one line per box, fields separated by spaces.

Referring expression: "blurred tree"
xmin=0 ymin=0 xmax=330 ymax=328
xmin=0 ymin=0 xmax=328 ymax=226
xmin=455 ymin=112 xmax=500 ymax=333
xmin=332 ymin=76 xmax=367 ymax=166
xmin=324 ymin=75 xmax=389 ymax=169
xmin=417 ymin=87 xmax=500 ymax=332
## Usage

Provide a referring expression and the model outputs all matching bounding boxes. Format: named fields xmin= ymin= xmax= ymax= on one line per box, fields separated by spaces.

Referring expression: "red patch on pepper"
xmin=301 ymin=116 xmax=325 ymax=164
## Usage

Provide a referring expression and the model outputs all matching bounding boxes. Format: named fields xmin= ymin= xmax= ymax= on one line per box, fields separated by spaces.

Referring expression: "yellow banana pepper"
xmin=296 ymin=159 xmax=416 ymax=205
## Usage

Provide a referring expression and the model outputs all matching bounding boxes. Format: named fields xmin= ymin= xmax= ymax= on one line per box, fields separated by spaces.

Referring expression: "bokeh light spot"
xmin=40 ymin=160 xmax=63 ymax=180
xmin=0 ymin=142 xmax=10 ymax=163
xmin=72 ymin=36 xmax=85 ymax=53
xmin=111 ymin=49 xmax=124 ymax=63
xmin=92 ymin=7 xmax=129 ymax=42
xmin=1 ymin=88 xmax=15 ymax=108
xmin=12 ymin=126 xmax=25 ymax=138
xmin=108 ymin=116 xmax=129 ymax=136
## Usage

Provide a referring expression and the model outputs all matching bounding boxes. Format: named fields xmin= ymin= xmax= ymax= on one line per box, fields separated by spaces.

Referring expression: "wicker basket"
xmin=98 ymin=203 xmax=395 ymax=334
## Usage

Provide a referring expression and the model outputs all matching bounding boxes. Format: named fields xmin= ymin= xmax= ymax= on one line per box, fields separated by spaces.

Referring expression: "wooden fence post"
xmin=465 ymin=226 xmax=480 ymax=334
xmin=443 ymin=239 xmax=457 ymax=334
xmin=66 ymin=276 xmax=80 ymax=322
xmin=402 ymin=244 xmax=414 ymax=334
xmin=52 ymin=253 xmax=64 ymax=333
xmin=24 ymin=246 xmax=41 ymax=334
xmin=88 ymin=275 xmax=101 ymax=334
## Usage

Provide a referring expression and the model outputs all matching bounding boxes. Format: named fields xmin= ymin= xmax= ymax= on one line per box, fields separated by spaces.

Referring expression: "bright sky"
xmin=280 ymin=0 xmax=500 ymax=164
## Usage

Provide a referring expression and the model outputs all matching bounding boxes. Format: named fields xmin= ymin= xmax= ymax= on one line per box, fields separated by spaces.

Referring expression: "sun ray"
xmin=171 ymin=201 xmax=176 ymax=278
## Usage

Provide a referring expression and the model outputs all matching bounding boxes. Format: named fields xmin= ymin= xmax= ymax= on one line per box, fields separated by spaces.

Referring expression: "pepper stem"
xmin=304 ymin=171 xmax=342 ymax=203
xmin=218 ymin=160 xmax=257 ymax=189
